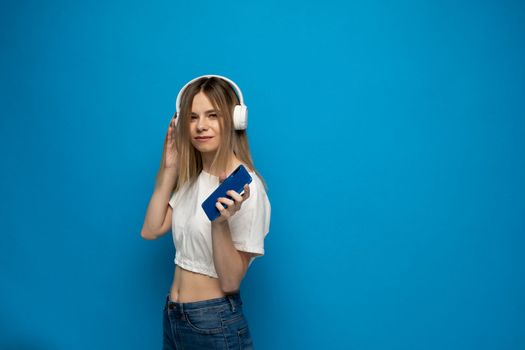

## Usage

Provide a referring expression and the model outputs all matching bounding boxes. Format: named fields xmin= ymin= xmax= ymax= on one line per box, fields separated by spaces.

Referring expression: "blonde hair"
xmin=163 ymin=76 xmax=267 ymax=194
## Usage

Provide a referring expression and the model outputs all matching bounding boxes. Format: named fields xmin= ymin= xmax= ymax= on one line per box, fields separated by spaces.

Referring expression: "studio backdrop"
xmin=1 ymin=0 xmax=524 ymax=349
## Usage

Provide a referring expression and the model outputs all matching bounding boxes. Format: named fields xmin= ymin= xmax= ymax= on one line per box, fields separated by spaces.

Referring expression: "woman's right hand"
xmin=162 ymin=113 xmax=178 ymax=169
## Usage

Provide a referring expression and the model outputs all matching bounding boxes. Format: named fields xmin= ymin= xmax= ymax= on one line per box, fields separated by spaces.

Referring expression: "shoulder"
xmin=169 ymin=177 xmax=200 ymax=208
xmin=242 ymin=171 xmax=270 ymax=212
xmin=246 ymin=170 xmax=266 ymax=194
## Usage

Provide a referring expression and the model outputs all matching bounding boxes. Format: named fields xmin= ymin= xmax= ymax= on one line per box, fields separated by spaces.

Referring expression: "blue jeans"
xmin=162 ymin=292 xmax=254 ymax=349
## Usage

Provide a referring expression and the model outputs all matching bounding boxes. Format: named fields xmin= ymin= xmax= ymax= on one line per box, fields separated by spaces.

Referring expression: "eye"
xmin=209 ymin=113 xmax=217 ymax=118
xmin=190 ymin=115 xmax=198 ymax=119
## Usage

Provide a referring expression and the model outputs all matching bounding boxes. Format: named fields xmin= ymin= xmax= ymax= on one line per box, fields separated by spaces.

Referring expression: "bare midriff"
xmin=169 ymin=265 xmax=226 ymax=303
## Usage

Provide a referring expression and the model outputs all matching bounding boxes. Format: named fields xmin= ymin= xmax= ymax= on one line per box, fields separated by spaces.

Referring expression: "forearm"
xmin=211 ymin=220 xmax=245 ymax=293
xmin=142 ymin=168 xmax=176 ymax=234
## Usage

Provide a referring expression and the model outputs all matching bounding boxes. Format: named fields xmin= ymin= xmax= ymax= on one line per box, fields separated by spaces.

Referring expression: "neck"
xmin=201 ymin=152 xmax=240 ymax=176
xmin=201 ymin=152 xmax=215 ymax=173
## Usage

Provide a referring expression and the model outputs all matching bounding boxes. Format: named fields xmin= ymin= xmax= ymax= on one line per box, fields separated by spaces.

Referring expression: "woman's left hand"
xmin=214 ymin=184 xmax=251 ymax=223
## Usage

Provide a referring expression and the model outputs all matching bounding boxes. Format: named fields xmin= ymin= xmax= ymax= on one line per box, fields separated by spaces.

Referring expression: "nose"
xmin=196 ymin=116 xmax=209 ymax=131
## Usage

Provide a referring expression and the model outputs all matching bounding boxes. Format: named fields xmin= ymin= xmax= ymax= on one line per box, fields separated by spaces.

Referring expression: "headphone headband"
xmin=175 ymin=74 xmax=245 ymax=114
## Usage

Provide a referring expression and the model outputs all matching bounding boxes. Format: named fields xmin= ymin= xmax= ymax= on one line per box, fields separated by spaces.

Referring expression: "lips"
xmin=195 ymin=136 xmax=213 ymax=141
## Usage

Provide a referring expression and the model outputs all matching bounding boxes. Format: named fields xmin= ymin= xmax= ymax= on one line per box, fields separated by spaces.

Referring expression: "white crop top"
xmin=168 ymin=169 xmax=271 ymax=278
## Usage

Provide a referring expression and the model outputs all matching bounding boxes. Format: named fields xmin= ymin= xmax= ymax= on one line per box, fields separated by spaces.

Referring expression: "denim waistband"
xmin=165 ymin=292 xmax=243 ymax=312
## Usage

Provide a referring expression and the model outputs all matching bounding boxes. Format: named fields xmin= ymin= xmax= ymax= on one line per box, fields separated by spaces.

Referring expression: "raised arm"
xmin=141 ymin=116 xmax=178 ymax=240
xmin=141 ymin=168 xmax=176 ymax=240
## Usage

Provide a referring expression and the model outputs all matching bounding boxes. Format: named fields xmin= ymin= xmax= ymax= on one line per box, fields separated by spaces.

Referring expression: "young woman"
xmin=141 ymin=75 xmax=271 ymax=349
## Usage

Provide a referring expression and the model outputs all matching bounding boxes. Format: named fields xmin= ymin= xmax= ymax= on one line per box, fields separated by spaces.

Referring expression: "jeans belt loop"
xmin=227 ymin=294 xmax=236 ymax=312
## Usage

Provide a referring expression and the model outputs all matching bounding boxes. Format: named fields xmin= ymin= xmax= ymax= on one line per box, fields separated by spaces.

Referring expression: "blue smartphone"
xmin=201 ymin=164 xmax=252 ymax=221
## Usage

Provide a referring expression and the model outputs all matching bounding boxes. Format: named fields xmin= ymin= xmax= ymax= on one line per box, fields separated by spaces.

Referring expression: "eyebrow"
xmin=191 ymin=109 xmax=217 ymax=115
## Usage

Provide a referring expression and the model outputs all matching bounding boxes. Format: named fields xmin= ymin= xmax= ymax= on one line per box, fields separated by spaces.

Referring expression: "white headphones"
xmin=174 ymin=74 xmax=248 ymax=130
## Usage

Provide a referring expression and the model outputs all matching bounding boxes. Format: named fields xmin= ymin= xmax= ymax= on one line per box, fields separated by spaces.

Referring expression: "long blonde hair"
xmin=161 ymin=76 xmax=267 ymax=194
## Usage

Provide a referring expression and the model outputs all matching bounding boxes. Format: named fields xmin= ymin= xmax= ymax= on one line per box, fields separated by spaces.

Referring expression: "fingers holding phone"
xmin=202 ymin=165 xmax=253 ymax=221
xmin=214 ymin=184 xmax=251 ymax=223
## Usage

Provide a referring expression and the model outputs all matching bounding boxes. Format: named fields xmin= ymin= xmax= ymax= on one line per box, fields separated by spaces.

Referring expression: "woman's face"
xmin=189 ymin=91 xmax=222 ymax=155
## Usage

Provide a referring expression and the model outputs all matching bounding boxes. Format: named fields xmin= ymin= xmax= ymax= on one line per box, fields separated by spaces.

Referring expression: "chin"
xmin=193 ymin=144 xmax=219 ymax=153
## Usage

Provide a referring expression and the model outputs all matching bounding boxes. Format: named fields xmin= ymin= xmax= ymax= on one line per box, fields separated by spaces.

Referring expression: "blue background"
xmin=1 ymin=0 xmax=524 ymax=349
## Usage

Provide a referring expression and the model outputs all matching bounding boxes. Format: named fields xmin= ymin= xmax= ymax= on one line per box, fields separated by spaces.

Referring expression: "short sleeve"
xmin=168 ymin=192 xmax=176 ymax=208
xmin=228 ymin=178 xmax=271 ymax=263
xmin=169 ymin=181 xmax=191 ymax=209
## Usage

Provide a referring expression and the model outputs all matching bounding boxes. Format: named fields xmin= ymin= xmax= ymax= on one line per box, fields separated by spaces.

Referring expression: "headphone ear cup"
xmin=233 ymin=105 xmax=248 ymax=130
